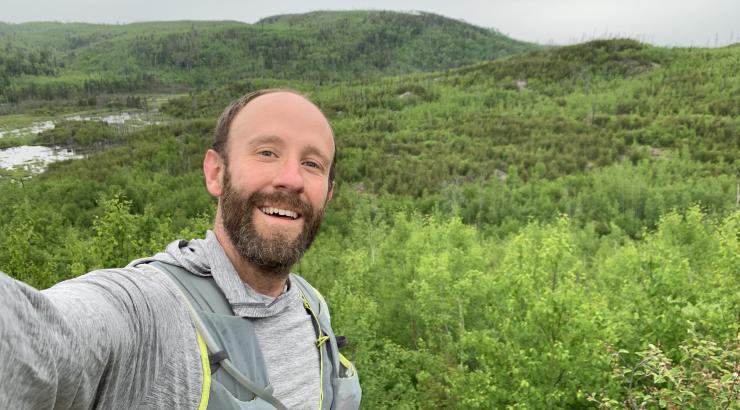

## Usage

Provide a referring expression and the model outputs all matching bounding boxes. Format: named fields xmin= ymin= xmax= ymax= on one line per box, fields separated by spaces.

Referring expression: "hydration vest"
xmin=146 ymin=261 xmax=362 ymax=410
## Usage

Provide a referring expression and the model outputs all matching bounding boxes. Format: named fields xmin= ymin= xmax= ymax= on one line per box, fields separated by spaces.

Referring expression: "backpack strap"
xmin=145 ymin=261 xmax=288 ymax=410
xmin=150 ymin=261 xmax=233 ymax=315
xmin=290 ymin=274 xmax=342 ymax=378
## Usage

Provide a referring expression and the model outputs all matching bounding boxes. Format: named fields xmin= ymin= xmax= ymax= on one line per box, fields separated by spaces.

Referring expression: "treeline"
xmin=0 ymin=11 xmax=536 ymax=103
xmin=0 ymin=41 xmax=59 ymax=87
xmin=1 ymin=72 xmax=159 ymax=103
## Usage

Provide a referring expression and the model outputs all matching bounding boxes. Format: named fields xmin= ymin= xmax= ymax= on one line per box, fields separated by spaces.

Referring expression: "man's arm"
xmin=0 ymin=268 xmax=203 ymax=409
xmin=0 ymin=272 xmax=109 ymax=408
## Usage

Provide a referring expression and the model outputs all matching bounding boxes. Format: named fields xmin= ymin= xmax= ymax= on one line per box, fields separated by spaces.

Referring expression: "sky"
xmin=2 ymin=0 xmax=738 ymax=48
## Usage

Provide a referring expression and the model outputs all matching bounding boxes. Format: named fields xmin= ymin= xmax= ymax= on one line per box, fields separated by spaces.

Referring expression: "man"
xmin=0 ymin=90 xmax=361 ymax=409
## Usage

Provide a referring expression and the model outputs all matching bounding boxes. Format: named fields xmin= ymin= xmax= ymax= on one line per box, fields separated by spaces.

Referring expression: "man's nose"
xmin=272 ymin=158 xmax=304 ymax=193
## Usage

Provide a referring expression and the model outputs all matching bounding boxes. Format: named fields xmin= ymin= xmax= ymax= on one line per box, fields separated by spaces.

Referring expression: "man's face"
xmin=209 ymin=92 xmax=335 ymax=273
xmin=219 ymin=163 xmax=326 ymax=272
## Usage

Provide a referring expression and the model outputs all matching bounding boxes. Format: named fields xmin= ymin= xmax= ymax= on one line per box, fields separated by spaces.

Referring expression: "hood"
xmin=131 ymin=234 xmax=212 ymax=276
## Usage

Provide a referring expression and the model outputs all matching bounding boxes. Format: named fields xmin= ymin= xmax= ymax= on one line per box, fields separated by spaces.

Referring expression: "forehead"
xmin=227 ymin=92 xmax=335 ymax=156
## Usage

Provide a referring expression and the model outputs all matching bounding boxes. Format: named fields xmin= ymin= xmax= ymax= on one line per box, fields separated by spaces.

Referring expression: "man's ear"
xmin=204 ymin=149 xmax=224 ymax=197
xmin=326 ymin=180 xmax=335 ymax=204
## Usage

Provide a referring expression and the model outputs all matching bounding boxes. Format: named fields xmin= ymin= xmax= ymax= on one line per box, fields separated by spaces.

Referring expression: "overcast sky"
xmin=2 ymin=0 xmax=738 ymax=47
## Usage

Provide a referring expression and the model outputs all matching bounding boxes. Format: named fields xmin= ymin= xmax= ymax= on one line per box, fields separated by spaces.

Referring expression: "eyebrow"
xmin=248 ymin=134 xmax=284 ymax=148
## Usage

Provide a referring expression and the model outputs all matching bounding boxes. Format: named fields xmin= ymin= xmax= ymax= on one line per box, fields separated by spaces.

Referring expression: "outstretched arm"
xmin=0 ymin=268 xmax=203 ymax=409
xmin=0 ymin=272 xmax=110 ymax=408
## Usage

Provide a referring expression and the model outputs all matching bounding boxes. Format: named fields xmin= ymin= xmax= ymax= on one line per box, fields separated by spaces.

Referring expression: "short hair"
xmin=212 ymin=88 xmax=336 ymax=185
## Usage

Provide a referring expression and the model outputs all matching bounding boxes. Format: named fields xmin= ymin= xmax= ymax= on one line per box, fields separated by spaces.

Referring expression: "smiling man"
xmin=0 ymin=90 xmax=361 ymax=409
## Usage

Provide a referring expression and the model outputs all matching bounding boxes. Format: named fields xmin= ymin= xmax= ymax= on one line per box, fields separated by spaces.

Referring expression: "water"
xmin=0 ymin=145 xmax=82 ymax=173
xmin=65 ymin=111 xmax=141 ymax=125
xmin=0 ymin=110 xmax=159 ymax=173
xmin=0 ymin=121 xmax=55 ymax=139
xmin=0 ymin=111 xmax=160 ymax=139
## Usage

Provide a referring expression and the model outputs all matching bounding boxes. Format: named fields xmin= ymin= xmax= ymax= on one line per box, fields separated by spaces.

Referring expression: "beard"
xmin=219 ymin=168 xmax=326 ymax=275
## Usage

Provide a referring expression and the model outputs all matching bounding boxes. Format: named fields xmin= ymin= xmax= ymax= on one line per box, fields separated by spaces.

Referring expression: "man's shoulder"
xmin=45 ymin=263 xmax=187 ymax=308
xmin=289 ymin=273 xmax=322 ymax=297
xmin=54 ymin=263 xmax=167 ymax=285
xmin=289 ymin=273 xmax=331 ymax=317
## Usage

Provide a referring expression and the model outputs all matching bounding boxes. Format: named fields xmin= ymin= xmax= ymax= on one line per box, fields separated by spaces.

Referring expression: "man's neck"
xmin=212 ymin=227 xmax=289 ymax=298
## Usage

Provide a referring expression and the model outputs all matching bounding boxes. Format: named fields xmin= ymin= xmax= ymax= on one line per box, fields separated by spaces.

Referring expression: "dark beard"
xmin=220 ymin=168 xmax=325 ymax=275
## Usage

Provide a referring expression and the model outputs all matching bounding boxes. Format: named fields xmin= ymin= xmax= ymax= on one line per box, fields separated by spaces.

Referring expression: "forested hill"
xmin=0 ymin=11 xmax=537 ymax=102
xmin=163 ymin=39 xmax=740 ymax=198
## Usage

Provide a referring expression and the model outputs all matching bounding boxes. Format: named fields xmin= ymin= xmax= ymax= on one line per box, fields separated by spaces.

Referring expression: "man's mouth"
xmin=259 ymin=206 xmax=299 ymax=220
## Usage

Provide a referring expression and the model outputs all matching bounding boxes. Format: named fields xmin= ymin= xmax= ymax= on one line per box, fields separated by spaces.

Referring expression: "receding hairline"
xmin=212 ymin=88 xmax=338 ymax=184
xmin=213 ymin=88 xmax=333 ymax=154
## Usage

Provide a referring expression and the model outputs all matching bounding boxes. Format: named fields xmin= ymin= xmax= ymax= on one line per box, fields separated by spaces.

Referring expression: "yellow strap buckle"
xmin=315 ymin=335 xmax=330 ymax=348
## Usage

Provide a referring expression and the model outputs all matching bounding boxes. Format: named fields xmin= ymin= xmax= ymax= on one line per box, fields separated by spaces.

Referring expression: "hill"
xmin=163 ymin=40 xmax=739 ymax=213
xmin=0 ymin=11 xmax=537 ymax=104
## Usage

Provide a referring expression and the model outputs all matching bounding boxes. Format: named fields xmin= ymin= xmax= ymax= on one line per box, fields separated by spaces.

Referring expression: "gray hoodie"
xmin=0 ymin=231 xmax=320 ymax=409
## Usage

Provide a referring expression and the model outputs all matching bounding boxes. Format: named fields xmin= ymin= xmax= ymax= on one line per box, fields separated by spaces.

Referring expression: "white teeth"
xmin=260 ymin=207 xmax=298 ymax=219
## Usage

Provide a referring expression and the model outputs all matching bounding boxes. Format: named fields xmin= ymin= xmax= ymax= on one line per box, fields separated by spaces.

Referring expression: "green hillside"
xmin=163 ymin=39 xmax=739 ymax=234
xmin=0 ymin=11 xmax=536 ymax=104
xmin=0 ymin=34 xmax=738 ymax=408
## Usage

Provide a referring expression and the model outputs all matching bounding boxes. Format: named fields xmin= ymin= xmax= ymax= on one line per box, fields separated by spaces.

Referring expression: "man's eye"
xmin=303 ymin=160 xmax=321 ymax=169
xmin=257 ymin=150 xmax=276 ymax=157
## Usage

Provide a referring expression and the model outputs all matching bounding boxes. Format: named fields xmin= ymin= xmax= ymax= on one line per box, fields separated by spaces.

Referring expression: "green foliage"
xmin=35 ymin=120 xmax=119 ymax=146
xmin=0 ymin=41 xmax=59 ymax=88
xmin=590 ymin=327 xmax=739 ymax=409
xmin=298 ymin=207 xmax=739 ymax=408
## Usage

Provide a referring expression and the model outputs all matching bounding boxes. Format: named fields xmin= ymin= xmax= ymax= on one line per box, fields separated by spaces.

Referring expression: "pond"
xmin=0 ymin=145 xmax=83 ymax=173
xmin=0 ymin=121 xmax=55 ymax=139
xmin=0 ymin=110 xmax=161 ymax=173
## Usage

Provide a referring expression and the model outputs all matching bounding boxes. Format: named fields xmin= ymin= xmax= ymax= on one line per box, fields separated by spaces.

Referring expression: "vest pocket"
xmin=210 ymin=381 xmax=280 ymax=409
xmin=331 ymin=373 xmax=361 ymax=410
xmin=331 ymin=354 xmax=361 ymax=409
